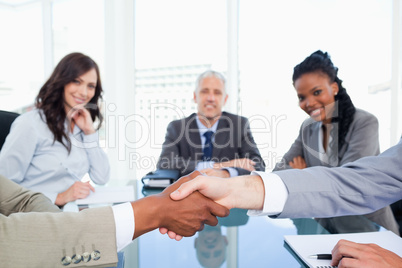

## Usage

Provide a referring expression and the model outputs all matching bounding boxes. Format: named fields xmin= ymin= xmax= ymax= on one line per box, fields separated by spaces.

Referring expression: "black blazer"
xmin=157 ymin=112 xmax=265 ymax=176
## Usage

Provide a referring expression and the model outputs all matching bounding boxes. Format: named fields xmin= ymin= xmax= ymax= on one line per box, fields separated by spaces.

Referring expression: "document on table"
xmin=284 ymin=231 xmax=402 ymax=268
xmin=76 ymin=185 xmax=135 ymax=205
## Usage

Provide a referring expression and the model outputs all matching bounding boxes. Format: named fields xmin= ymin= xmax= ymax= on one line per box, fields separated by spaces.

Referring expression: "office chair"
xmin=0 ymin=110 xmax=19 ymax=151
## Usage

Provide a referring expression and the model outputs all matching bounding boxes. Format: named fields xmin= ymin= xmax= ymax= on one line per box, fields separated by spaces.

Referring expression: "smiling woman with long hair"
xmin=274 ymin=50 xmax=399 ymax=235
xmin=0 ymin=52 xmax=110 ymax=206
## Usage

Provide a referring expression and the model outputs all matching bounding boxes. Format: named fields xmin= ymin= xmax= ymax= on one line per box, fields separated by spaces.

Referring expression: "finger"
xmin=188 ymin=170 xmax=202 ymax=179
xmin=174 ymin=235 xmax=183 ymax=241
xmin=331 ymin=240 xmax=360 ymax=266
xmin=159 ymin=228 xmax=168 ymax=234
xmin=337 ymin=257 xmax=361 ymax=268
xmin=206 ymin=199 xmax=230 ymax=218
xmin=86 ymin=181 xmax=95 ymax=192
xmin=167 ymin=231 xmax=178 ymax=239
xmin=248 ymin=165 xmax=256 ymax=171
xmin=170 ymin=177 xmax=204 ymax=200
xmin=203 ymin=213 xmax=219 ymax=227
xmin=289 ymin=161 xmax=295 ymax=168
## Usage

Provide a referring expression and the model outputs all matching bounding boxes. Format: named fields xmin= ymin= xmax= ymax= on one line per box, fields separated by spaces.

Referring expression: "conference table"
xmin=115 ymin=180 xmax=383 ymax=268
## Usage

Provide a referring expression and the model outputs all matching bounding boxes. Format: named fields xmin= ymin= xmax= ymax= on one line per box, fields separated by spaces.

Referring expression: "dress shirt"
xmin=247 ymin=171 xmax=288 ymax=216
xmin=0 ymin=109 xmax=110 ymax=203
xmin=112 ymin=202 xmax=135 ymax=252
xmin=318 ymin=123 xmax=334 ymax=163
xmin=195 ymin=116 xmax=238 ymax=177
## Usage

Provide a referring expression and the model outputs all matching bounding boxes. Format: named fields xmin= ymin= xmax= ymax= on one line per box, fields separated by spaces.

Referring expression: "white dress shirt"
xmin=194 ymin=116 xmax=238 ymax=177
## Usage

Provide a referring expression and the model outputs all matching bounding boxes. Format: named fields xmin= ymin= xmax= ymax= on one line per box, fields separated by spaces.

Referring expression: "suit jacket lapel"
xmin=305 ymin=121 xmax=323 ymax=166
xmin=213 ymin=115 xmax=230 ymax=158
xmin=187 ymin=114 xmax=203 ymax=158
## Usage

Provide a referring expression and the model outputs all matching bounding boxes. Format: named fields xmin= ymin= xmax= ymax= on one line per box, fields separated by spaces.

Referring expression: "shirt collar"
xmin=195 ymin=115 xmax=219 ymax=135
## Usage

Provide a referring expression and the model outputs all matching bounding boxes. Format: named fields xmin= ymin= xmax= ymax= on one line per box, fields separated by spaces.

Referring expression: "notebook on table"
xmin=284 ymin=230 xmax=402 ymax=268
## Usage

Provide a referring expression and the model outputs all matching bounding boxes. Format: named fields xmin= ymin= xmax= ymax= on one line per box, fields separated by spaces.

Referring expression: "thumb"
xmin=170 ymin=180 xmax=198 ymax=200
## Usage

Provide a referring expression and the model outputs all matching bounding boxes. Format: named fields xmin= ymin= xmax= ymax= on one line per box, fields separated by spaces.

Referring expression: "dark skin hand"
xmin=132 ymin=171 xmax=230 ymax=239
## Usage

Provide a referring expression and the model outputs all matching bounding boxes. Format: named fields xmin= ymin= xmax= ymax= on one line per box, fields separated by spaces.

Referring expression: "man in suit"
xmin=168 ymin=139 xmax=402 ymax=267
xmin=157 ymin=70 xmax=265 ymax=177
xmin=0 ymin=174 xmax=228 ymax=267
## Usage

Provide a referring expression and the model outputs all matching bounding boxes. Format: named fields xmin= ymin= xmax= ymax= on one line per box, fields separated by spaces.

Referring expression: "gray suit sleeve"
xmin=339 ymin=111 xmax=380 ymax=165
xmin=274 ymin=140 xmax=402 ymax=219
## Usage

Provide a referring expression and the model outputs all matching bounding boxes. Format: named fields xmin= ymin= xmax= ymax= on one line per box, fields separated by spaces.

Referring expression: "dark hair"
xmin=35 ymin=52 xmax=104 ymax=152
xmin=292 ymin=50 xmax=356 ymax=152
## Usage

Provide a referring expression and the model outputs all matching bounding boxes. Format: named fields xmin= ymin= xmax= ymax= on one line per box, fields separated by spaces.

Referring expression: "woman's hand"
xmin=55 ymin=181 xmax=95 ymax=206
xmin=68 ymin=106 xmax=96 ymax=135
xmin=289 ymin=156 xmax=307 ymax=169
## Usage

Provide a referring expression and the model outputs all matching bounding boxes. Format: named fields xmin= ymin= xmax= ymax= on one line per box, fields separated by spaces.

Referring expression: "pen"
xmin=308 ymin=254 xmax=332 ymax=260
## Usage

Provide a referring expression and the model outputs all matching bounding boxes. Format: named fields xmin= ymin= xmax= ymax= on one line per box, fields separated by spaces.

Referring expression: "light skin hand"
xmin=136 ymin=171 xmax=230 ymax=240
xmin=160 ymin=175 xmax=265 ymax=240
xmin=170 ymin=174 xmax=265 ymax=210
xmin=55 ymin=181 xmax=95 ymax=206
xmin=199 ymin=168 xmax=230 ymax=178
xmin=331 ymin=239 xmax=402 ymax=268
xmin=67 ymin=106 xmax=96 ymax=135
xmin=289 ymin=156 xmax=307 ymax=169
xmin=213 ymin=158 xmax=256 ymax=172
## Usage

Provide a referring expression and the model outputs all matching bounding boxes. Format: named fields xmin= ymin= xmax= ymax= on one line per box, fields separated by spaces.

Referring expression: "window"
xmin=239 ymin=0 xmax=393 ymax=171
xmin=134 ymin=0 xmax=227 ymax=178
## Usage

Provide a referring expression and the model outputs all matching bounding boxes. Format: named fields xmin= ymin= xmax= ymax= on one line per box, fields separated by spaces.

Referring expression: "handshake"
xmin=133 ymin=170 xmax=265 ymax=240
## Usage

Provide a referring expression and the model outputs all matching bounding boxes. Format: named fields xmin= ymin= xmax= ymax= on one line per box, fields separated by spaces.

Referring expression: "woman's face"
xmin=63 ymin=68 xmax=97 ymax=113
xmin=294 ymin=72 xmax=339 ymax=123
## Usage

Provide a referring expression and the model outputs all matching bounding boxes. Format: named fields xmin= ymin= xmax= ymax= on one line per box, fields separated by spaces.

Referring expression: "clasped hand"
xmin=154 ymin=171 xmax=230 ymax=240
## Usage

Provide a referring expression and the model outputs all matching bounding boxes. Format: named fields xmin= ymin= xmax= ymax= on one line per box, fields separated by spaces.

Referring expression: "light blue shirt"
xmin=0 ymin=109 xmax=110 ymax=203
xmin=195 ymin=116 xmax=238 ymax=177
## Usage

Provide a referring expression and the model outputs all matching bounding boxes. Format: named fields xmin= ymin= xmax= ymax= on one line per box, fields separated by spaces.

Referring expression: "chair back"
xmin=0 ymin=110 xmax=19 ymax=151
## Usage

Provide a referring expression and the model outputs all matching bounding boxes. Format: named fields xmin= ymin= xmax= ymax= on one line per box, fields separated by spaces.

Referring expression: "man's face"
xmin=195 ymin=225 xmax=228 ymax=267
xmin=194 ymin=76 xmax=228 ymax=123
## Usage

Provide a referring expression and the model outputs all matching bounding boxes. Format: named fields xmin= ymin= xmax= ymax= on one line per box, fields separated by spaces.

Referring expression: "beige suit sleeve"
xmin=0 ymin=175 xmax=60 ymax=215
xmin=0 ymin=206 xmax=118 ymax=267
xmin=0 ymin=175 xmax=118 ymax=267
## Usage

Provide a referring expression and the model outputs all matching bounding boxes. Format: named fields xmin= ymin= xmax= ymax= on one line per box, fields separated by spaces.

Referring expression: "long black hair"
xmin=35 ymin=52 xmax=104 ymax=152
xmin=292 ymin=50 xmax=356 ymax=152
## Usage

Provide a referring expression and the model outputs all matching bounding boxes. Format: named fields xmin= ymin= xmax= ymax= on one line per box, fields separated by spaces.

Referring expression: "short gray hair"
xmin=195 ymin=70 xmax=226 ymax=92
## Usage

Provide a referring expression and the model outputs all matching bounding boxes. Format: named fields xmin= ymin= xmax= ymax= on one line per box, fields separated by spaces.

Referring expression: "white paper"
xmin=75 ymin=185 xmax=135 ymax=205
xmin=145 ymin=179 xmax=171 ymax=187
xmin=284 ymin=231 xmax=402 ymax=268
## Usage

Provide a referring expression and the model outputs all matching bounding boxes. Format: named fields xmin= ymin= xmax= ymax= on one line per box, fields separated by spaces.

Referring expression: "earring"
xmin=335 ymin=92 xmax=338 ymax=96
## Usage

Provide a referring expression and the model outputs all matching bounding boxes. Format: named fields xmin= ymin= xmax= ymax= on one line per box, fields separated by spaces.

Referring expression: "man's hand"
xmin=170 ymin=174 xmax=264 ymax=210
xmin=289 ymin=156 xmax=307 ymax=169
xmin=160 ymin=174 xmax=264 ymax=240
xmin=133 ymin=171 xmax=230 ymax=240
xmin=199 ymin=168 xmax=230 ymax=178
xmin=55 ymin=181 xmax=95 ymax=206
xmin=213 ymin=158 xmax=256 ymax=171
xmin=331 ymin=239 xmax=402 ymax=268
